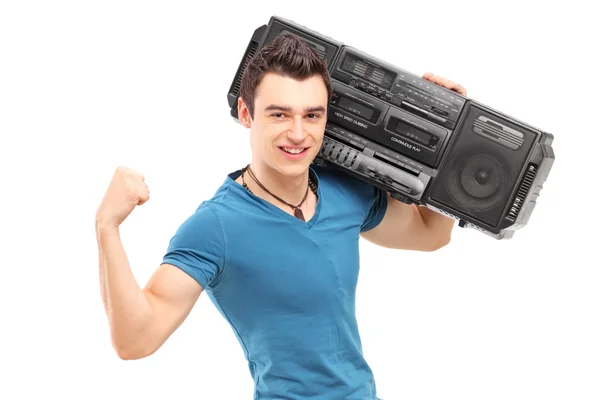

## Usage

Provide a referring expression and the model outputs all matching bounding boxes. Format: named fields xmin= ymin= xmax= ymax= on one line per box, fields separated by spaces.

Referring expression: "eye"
xmin=270 ymin=112 xmax=286 ymax=119
xmin=306 ymin=113 xmax=322 ymax=119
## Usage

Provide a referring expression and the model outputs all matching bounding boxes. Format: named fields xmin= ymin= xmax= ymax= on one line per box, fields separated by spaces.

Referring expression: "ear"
xmin=237 ymin=97 xmax=252 ymax=128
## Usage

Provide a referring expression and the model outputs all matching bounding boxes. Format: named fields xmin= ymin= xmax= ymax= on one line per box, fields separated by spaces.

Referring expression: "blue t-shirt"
xmin=162 ymin=163 xmax=388 ymax=400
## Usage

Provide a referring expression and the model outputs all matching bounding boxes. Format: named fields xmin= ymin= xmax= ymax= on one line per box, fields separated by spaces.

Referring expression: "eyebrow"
xmin=264 ymin=104 xmax=326 ymax=113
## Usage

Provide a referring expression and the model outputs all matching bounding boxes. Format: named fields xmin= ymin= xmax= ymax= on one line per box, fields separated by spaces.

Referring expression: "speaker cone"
xmin=445 ymin=147 xmax=509 ymax=212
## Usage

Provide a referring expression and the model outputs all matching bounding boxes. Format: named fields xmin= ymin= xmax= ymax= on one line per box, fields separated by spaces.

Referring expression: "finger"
xmin=138 ymin=191 xmax=150 ymax=205
xmin=119 ymin=166 xmax=145 ymax=183
xmin=446 ymin=81 xmax=466 ymax=95
xmin=453 ymin=83 xmax=467 ymax=96
xmin=127 ymin=181 xmax=150 ymax=205
xmin=128 ymin=170 xmax=146 ymax=183
xmin=136 ymin=185 xmax=150 ymax=205
xmin=424 ymin=73 xmax=448 ymax=87
xmin=435 ymin=76 xmax=453 ymax=88
xmin=427 ymin=74 xmax=467 ymax=96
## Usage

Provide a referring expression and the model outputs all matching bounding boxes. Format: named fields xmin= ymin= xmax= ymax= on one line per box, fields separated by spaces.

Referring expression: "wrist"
xmin=95 ymin=213 xmax=120 ymax=234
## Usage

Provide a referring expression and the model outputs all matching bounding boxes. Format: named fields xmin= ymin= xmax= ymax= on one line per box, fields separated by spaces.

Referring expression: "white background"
xmin=1 ymin=1 xmax=598 ymax=399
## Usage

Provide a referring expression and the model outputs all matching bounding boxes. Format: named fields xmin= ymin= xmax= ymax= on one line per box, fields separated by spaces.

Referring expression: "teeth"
xmin=282 ymin=147 xmax=305 ymax=154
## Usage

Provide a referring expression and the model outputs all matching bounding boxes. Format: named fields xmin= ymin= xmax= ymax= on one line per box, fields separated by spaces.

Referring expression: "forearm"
xmin=96 ymin=221 xmax=155 ymax=356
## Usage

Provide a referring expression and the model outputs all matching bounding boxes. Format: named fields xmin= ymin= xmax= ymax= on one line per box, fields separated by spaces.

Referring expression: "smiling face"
xmin=238 ymin=72 xmax=328 ymax=178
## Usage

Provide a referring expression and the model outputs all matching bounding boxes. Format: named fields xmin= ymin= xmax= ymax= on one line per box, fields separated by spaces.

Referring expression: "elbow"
xmin=423 ymin=232 xmax=452 ymax=252
xmin=111 ymin=335 xmax=155 ymax=361
xmin=436 ymin=233 xmax=452 ymax=250
xmin=114 ymin=345 xmax=144 ymax=361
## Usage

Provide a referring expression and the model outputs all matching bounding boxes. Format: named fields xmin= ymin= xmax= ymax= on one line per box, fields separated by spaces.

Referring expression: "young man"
xmin=95 ymin=33 xmax=467 ymax=399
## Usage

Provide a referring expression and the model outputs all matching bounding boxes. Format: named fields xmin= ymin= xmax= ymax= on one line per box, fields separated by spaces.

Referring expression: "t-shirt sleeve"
xmin=161 ymin=203 xmax=227 ymax=289
xmin=360 ymin=185 xmax=389 ymax=233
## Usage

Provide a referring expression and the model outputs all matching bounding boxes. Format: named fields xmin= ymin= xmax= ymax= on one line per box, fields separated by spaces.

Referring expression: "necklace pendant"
xmin=294 ymin=207 xmax=305 ymax=221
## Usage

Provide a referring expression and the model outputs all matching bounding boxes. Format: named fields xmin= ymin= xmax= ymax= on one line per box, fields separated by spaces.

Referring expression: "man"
xmin=95 ymin=33 xmax=467 ymax=399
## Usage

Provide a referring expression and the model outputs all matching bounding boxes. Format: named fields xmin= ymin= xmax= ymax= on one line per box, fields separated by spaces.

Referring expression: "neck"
xmin=246 ymin=161 xmax=310 ymax=205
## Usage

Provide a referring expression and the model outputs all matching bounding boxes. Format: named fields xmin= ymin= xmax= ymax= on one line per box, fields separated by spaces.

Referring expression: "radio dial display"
xmin=340 ymin=52 xmax=396 ymax=90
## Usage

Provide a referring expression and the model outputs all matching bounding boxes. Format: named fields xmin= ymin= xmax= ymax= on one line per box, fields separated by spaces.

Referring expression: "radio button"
xmin=337 ymin=147 xmax=350 ymax=163
xmin=426 ymin=112 xmax=446 ymax=124
xmin=323 ymin=141 xmax=334 ymax=156
xmin=401 ymin=101 xmax=428 ymax=118
xmin=374 ymin=151 xmax=395 ymax=164
xmin=345 ymin=150 xmax=357 ymax=167
xmin=391 ymin=96 xmax=404 ymax=107
xmin=349 ymin=140 xmax=365 ymax=150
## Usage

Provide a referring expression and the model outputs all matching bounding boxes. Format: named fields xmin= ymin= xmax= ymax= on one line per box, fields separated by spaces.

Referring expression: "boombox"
xmin=226 ymin=16 xmax=556 ymax=240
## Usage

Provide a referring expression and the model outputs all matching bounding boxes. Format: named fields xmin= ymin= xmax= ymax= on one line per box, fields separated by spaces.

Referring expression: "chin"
xmin=271 ymin=151 xmax=316 ymax=176
xmin=275 ymin=162 xmax=312 ymax=177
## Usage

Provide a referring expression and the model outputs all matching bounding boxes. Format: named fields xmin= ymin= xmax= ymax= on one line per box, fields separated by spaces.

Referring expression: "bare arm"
xmin=97 ymin=221 xmax=203 ymax=360
xmin=360 ymin=193 xmax=454 ymax=251
xmin=95 ymin=166 xmax=204 ymax=360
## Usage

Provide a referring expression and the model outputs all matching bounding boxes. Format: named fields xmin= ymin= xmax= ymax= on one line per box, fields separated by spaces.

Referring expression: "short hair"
xmin=239 ymin=32 xmax=332 ymax=119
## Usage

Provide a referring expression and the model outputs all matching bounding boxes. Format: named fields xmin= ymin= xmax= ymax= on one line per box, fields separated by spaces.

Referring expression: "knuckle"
xmin=124 ymin=182 xmax=134 ymax=195
xmin=128 ymin=169 xmax=144 ymax=181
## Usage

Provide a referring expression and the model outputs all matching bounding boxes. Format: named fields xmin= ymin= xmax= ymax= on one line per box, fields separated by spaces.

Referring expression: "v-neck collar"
xmin=226 ymin=166 xmax=323 ymax=230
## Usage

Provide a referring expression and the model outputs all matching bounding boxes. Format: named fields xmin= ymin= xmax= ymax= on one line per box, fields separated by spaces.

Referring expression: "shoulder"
xmin=169 ymin=201 xmax=225 ymax=247
xmin=176 ymin=170 xmax=263 ymax=236
xmin=167 ymin=173 xmax=240 ymax=245
xmin=162 ymin=200 xmax=229 ymax=288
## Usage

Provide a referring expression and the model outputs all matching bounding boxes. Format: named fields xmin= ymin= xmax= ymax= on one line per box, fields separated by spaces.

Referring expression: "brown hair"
xmin=239 ymin=32 xmax=332 ymax=119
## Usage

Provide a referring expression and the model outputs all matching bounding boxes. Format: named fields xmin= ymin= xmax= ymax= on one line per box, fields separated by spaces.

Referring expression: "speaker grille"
xmin=507 ymin=163 xmax=538 ymax=222
xmin=231 ymin=41 xmax=258 ymax=98
xmin=473 ymin=116 xmax=525 ymax=150
xmin=427 ymin=103 xmax=537 ymax=228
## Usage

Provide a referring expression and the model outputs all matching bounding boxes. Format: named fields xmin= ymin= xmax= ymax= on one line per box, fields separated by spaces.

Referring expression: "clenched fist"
xmin=96 ymin=166 xmax=150 ymax=228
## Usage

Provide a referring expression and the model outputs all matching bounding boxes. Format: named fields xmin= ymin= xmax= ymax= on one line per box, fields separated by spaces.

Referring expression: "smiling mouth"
xmin=280 ymin=147 xmax=309 ymax=155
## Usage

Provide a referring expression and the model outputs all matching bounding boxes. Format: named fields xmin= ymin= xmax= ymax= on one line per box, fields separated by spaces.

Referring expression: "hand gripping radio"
xmin=227 ymin=16 xmax=556 ymax=240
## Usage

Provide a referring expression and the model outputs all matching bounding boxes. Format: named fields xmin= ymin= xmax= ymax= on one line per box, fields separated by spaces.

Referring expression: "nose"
xmin=286 ymin=116 xmax=307 ymax=143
